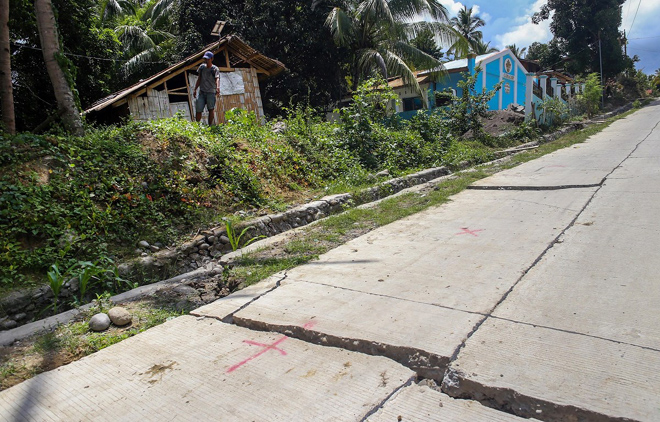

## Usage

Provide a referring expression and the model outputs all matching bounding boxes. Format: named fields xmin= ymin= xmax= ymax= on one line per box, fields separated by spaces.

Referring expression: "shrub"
xmin=577 ymin=73 xmax=602 ymax=117
xmin=441 ymin=71 xmax=502 ymax=141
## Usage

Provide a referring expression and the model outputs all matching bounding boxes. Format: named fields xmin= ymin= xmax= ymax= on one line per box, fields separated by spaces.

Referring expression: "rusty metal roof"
xmin=85 ymin=35 xmax=285 ymax=114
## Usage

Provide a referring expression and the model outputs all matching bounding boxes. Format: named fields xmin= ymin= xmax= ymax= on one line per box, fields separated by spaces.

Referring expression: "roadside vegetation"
xmin=0 ymin=78 xmax=517 ymax=295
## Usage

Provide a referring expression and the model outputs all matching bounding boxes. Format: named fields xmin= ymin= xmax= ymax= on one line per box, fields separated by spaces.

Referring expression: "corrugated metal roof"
xmin=420 ymin=51 xmax=501 ymax=75
xmin=84 ymin=35 xmax=285 ymax=114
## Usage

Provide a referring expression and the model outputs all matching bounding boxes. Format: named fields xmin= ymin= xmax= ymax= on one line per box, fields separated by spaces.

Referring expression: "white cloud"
xmin=494 ymin=0 xmax=551 ymax=49
xmin=438 ymin=0 xmax=481 ymax=17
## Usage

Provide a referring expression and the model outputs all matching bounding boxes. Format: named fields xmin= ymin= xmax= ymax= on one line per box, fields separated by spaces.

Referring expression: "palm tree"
xmin=472 ymin=39 xmax=498 ymax=55
xmin=34 ymin=0 xmax=84 ymax=135
xmin=449 ymin=6 xmax=485 ymax=58
xmin=506 ymin=44 xmax=527 ymax=59
xmin=325 ymin=0 xmax=459 ymax=101
xmin=101 ymin=0 xmax=177 ymax=75
xmin=0 ymin=0 xmax=15 ymax=134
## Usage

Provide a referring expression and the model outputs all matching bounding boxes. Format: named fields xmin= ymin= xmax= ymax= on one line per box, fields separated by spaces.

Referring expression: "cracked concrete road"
xmin=2 ymin=101 xmax=660 ymax=421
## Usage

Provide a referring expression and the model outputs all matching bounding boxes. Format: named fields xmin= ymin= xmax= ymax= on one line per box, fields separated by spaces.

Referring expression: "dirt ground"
xmin=481 ymin=110 xmax=526 ymax=137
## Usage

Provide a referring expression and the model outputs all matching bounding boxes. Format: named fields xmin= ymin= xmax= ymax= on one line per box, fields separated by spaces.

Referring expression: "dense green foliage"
xmin=174 ymin=0 xmax=347 ymax=116
xmin=9 ymin=0 xmax=124 ymax=131
xmin=441 ymin=72 xmax=501 ymax=141
xmin=578 ymin=73 xmax=603 ymax=117
xmin=532 ymin=0 xmax=631 ymax=78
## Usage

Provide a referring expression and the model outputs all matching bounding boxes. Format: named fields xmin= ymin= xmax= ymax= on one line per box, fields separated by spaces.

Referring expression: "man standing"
xmin=193 ymin=51 xmax=220 ymax=125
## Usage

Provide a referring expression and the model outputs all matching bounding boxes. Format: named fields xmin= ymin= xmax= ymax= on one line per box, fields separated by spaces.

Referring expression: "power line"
xmin=628 ymin=0 xmax=642 ymax=38
xmin=628 ymin=35 xmax=660 ymax=40
xmin=10 ymin=42 xmax=166 ymax=65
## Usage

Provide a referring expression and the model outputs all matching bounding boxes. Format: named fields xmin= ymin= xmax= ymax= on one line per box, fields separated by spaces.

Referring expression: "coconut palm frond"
xmin=326 ymin=7 xmax=355 ymax=46
xmin=146 ymin=29 xmax=175 ymax=45
xmin=116 ymin=24 xmax=156 ymax=52
xmin=392 ymin=39 xmax=442 ymax=71
xmin=403 ymin=21 xmax=459 ymax=49
xmin=473 ymin=39 xmax=498 ymax=55
xmin=506 ymin=44 xmax=527 ymax=59
xmin=358 ymin=0 xmax=394 ymax=25
xmin=121 ymin=46 xmax=161 ymax=75
xmin=388 ymin=0 xmax=448 ymax=22
xmin=101 ymin=0 xmax=124 ymax=21
xmin=149 ymin=0 xmax=177 ymax=28
xmin=357 ymin=48 xmax=388 ymax=79
xmin=381 ymin=48 xmax=429 ymax=107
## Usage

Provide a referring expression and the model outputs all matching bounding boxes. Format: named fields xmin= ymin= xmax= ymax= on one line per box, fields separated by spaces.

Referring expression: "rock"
xmin=219 ymin=235 xmax=230 ymax=244
xmin=64 ymin=276 xmax=79 ymax=292
xmin=141 ymin=252 xmax=148 ymax=257
xmin=376 ymin=169 xmax=390 ymax=178
xmin=89 ymin=313 xmax=111 ymax=331
xmin=13 ymin=313 xmax=27 ymax=321
xmin=149 ymin=245 xmax=160 ymax=252
xmin=154 ymin=242 xmax=164 ymax=248
xmin=138 ymin=240 xmax=150 ymax=249
xmin=207 ymin=236 xmax=216 ymax=244
xmin=1 ymin=320 xmax=18 ymax=330
xmin=198 ymin=243 xmax=210 ymax=250
xmin=1 ymin=291 xmax=31 ymax=313
xmin=108 ymin=307 xmax=132 ymax=326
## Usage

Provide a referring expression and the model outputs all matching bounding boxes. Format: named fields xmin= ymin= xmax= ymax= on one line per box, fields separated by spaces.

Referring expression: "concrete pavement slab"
xmin=492 ymin=132 xmax=660 ymax=349
xmin=443 ymin=318 xmax=660 ymax=421
xmin=266 ymin=189 xmax=596 ymax=313
xmin=443 ymin=119 xmax=660 ymax=421
xmin=0 ymin=316 xmax=414 ymax=421
xmin=493 ymin=187 xmax=660 ymax=350
xmin=231 ymin=280 xmax=481 ymax=379
xmin=191 ymin=272 xmax=284 ymax=322
xmin=472 ymin=107 xmax=660 ymax=189
xmin=366 ymin=383 xmax=541 ymax=422
xmin=197 ymin=189 xmax=596 ymax=379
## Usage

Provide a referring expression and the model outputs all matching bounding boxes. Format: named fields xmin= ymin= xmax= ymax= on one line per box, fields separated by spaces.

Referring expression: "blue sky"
xmin=437 ymin=0 xmax=660 ymax=74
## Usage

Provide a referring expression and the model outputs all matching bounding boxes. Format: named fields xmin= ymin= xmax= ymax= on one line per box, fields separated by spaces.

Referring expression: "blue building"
xmin=387 ymin=48 xmax=583 ymax=122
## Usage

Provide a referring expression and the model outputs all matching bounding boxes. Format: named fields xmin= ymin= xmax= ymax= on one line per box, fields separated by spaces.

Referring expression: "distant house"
xmin=85 ymin=35 xmax=285 ymax=125
xmin=387 ymin=49 xmax=584 ymax=121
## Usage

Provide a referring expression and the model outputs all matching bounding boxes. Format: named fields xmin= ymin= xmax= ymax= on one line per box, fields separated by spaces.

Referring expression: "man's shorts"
xmin=196 ymin=91 xmax=216 ymax=113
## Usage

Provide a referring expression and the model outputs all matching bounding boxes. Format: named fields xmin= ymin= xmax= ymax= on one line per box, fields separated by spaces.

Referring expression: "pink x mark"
xmin=456 ymin=227 xmax=484 ymax=237
xmin=226 ymin=321 xmax=317 ymax=373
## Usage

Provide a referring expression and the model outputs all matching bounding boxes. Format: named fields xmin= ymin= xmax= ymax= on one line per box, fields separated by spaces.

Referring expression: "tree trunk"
xmin=0 ymin=0 xmax=16 ymax=134
xmin=34 ymin=0 xmax=84 ymax=136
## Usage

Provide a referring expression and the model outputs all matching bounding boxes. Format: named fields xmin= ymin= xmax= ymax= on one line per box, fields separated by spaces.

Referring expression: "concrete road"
xmin=2 ymin=101 xmax=659 ymax=421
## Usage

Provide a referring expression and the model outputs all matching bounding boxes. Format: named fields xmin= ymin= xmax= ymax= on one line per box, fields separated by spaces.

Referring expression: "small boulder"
xmin=108 ymin=307 xmax=132 ymax=326
xmin=89 ymin=313 xmax=111 ymax=331
xmin=138 ymin=240 xmax=150 ymax=249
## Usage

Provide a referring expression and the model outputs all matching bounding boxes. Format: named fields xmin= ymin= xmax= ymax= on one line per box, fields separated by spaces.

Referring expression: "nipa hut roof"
xmin=85 ymin=35 xmax=285 ymax=114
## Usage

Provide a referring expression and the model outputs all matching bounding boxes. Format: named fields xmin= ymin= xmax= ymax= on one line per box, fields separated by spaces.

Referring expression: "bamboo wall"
xmin=128 ymin=67 xmax=264 ymax=124
xmin=214 ymin=67 xmax=264 ymax=123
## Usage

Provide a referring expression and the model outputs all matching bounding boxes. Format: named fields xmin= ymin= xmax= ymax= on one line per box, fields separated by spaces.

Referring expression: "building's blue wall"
xmin=394 ymin=52 xmax=531 ymax=118
xmin=517 ymin=76 xmax=526 ymax=106
xmin=485 ymin=61 xmax=500 ymax=110
xmin=475 ymin=71 xmax=484 ymax=93
xmin=434 ymin=73 xmax=466 ymax=97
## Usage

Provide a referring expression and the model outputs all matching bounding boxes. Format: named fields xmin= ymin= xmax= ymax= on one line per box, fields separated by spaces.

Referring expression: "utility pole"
xmin=599 ymin=31 xmax=604 ymax=108
xmin=622 ymin=30 xmax=627 ymax=57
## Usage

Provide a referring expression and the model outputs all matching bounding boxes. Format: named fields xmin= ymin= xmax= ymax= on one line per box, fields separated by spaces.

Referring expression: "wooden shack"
xmin=84 ymin=35 xmax=285 ymax=124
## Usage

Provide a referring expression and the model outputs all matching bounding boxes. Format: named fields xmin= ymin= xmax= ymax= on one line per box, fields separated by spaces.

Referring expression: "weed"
xmin=224 ymin=220 xmax=265 ymax=252
xmin=46 ymin=264 xmax=67 ymax=314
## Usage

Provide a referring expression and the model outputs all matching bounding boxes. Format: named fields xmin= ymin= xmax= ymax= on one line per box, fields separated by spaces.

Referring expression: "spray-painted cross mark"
xmin=226 ymin=321 xmax=317 ymax=373
xmin=456 ymin=227 xmax=484 ymax=237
